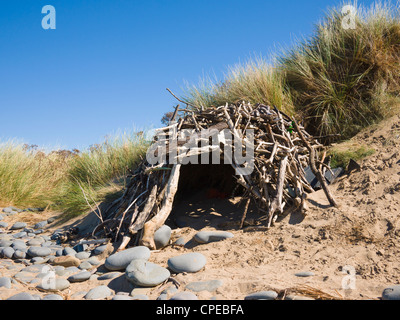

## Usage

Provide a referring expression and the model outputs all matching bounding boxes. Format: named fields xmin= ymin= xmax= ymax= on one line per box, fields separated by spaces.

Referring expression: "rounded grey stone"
xmin=105 ymin=246 xmax=151 ymax=271
xmin=73 ymin=243 xmax=88 ymax=253
xmin=7 ymin=292 xmax=35 ymax=300
xmin=112 ymin=295 xmax=133 ymax=300
xmin=125 ymin=259 xmax=170 ymax=287
xmin=86 ymin=256 xmax=101 ymax=266
xmin=37 ymin=278 xmax=70 ymax=292
xmin=2 ymin=247 xmax=15 ymax=259
xmin=11 ymin=240 xmax=27 ymax=251
xmin=75 ymin=251 xmax=91 ymax=260
xmin=84 ymin=285 xmax=113 ymax=300
xmin=92 ymin=244 xmax=108 ymax=255
xmin=42 ymin=294 xmax=63 ymax=300
xmin=0 ymin=240 xmax=12 ymax=247
xmin=0 ymin=276 xmax=12 ymax=289
xmin=154 ymin=225 xmax=172 ymax=249
xmin=27 ymin=246 xmax=51 ymax=258
xmin=131 ymin=294 xmax=149 ymax=300
xmin=167 ymin=252 xmax=206 ymax=273
xmin=173 ymin=237 xmax=186 ymax=246
xmin=13 ymin=250 xmax=27 ymax=259
xmin=67 ymin=271 xmax=92 ymax=283
xmin=244 ymin=291 xmax=278 ymax=300
xmin=0 ymin=222 xmax=8 ymax=228
xmin=295 ymin=271 xmax=315 ymax=277
xmin=98 ymin=272 xmax=122 ymax=280
xmin=170 ymin=292 xmax=198 ymax=300
xmin=33 ymin=221 xmax=48 ymax=229
xmin=63 ymin=247 xmax=77 ymax=256
xmin=12 ymin=231 xmax=27 ymax=239
xmin=382 ymin=285 xmax=400 ymax=300
xmin=10 ymin=222 xmax=27 ymax=230
xmin=194 ymin=231 xmax=234 ymax=244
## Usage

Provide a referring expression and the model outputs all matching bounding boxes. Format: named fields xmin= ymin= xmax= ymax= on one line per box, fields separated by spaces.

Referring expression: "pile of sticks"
xmin=94 ymin=101 xmax=337 ymax=250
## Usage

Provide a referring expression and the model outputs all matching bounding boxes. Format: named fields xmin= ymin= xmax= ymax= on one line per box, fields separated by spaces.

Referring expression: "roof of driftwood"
xmin=94 ymin=102 xmax=337 ymax=250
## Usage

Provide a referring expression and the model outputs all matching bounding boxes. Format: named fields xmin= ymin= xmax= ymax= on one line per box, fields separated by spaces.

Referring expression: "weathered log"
xmin=140 ymin=164 xmax=181 ymax=249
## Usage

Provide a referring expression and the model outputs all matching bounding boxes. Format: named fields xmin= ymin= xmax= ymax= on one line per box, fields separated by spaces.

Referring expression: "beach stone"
xmin=63 ymin=246 xmax=77 ymax=256
xmin=0 ymin=214 xmax=3 ymax=220
xmin=112 ymin=294 xmax=133 ymax=300
xmin=37 ymin=278 xmax=70 ymax=292
xmin=78 ymin=261 xmax=92 ymax=270
xmin=52 ymin=256 xmax=81 ymax=267
xmin=47 ymin=217 xmax=56 ymax=224
xmin=12 ymin=231 xmax=27 ymax=239
xmin=382 ymin=285 xmax=400 ymax=300
xmin=7 ymin=292 xmax=35 ymax=300
xmin=75 ymin=251 xmax=91 ymax=260
xmin=27 ymin=246 xmax=51 ymax=258
xmin=10 ymin=222 xmax=27 ymax=230
xmin=42 ymin=294 xmax=63 ymax=300
xmin=173 ymin=237 xmax=186 ymax=246
xmin=186 ymin=279 xmax=223 ymax=292
xmin=154 ymin=225 xmax=172 ymax=249
xmin=194 ymin=231 xmax=234 ymax=244
xmin=167 ymin=252 xmax=206 ymax=273
xmin=2 ymin=207 xmax=14 ymax=214
xmin=31 ymin=257 xmax=47 ymax=264
xmin=84 ymin=285 xmax=113 ymax=300
xmin=105 ymin=246 xmax=151 ymax=271
xmin=295 ymin=271 xmax=315 ymax=277
xmin=0 ymin=222 xmax=8 ymax=228
xmin=0 ymin=277 xmax=12 ymax=289
xmin=132 ymin=294 xmax=149 ymax=300
xmin=170 ymin=292 xmax=198 ymax=300
xmin=86 ymin=256 xmax=101 ymax=266
xmin=0 ymin=239 xmax=12 ymax=247
xmin=14 ymin=271 xmax=35 ymax=283
xmin=2 ymin=247 xmax=15 ymax=259
xmin=67 ymin=271 xmax=91 ymax=283
xmin=13 ymin=250 xmax=26 ymax=259
xmin=22 ymin=264 xmax=48 ymax=273
xmin=98 ymin=272 xmax=122 ymax=281
xmin=125 ymin=259 xmax=170 ymax=287
xmin=92 ymin=244 xmax=108 ymax=255
xmin=33 ymin=221 xmax=47 ymax=229
xmin=27 ymin=239 xmax=43 ymax=246
xmin=244 ymin=291 xmax=278 ymax=300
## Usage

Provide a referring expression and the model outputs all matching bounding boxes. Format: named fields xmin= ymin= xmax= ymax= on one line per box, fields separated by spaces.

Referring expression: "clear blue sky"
xmin=0 ymin=0 xmax=378 ymax=150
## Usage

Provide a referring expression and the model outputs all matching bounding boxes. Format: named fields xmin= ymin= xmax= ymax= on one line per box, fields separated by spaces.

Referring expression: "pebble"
xmin=84 ymin=285 xmax=113 ymax=300
xmin=0 ymin=214 xmax=3 ymax=220
xmin=125 ymin=259 xmax=170 ymax=287
xmin=154 ymin=225 xmax=172 ymax=249
xmin=382 ymin=285 xmax=400 ymax=300
xmin=27 ymin=246 xmax=52 ymax=258
xmin=2 ymin=247 xmax=15 ymax=259
xmin=92 ymin=244 xmax=108 ymax=255
xmin=167 ymin=252 xmax=206 ymax=273
xmin=86 ymin=256 xmax=101 ymax=266
xmin=63 ymin=247 xmax=77 ymax=256
xmin=0 ymin=276 xmax=12 ymax=289
xmin=173 ymin=237 xmax=186 ymax=246
xmin=112 ymin=294 xmax=133 ymax=300
xmin=75 ymin=251 xmax=91 ymax=260
xmin=12 ymin=231 xmax=27 ymax=239
xmin=295 ymin=271 xmax=315 ymax=277
xmin=97 ymin=272 xmax=122 ymax=281
xmin=78 ymin=261 xmax=92 ymax=270
xmin=37 ymin=278 xmax=70 ymax=292
xmin=13 ymin=250 xmax=26 ymax=259
xmin=0 ymin=222 xmax=8 ymax=228
xmin=244 ymin=291 xmax=278 ymax=300
xmin=170 ymin=292 xmax=198 ymax=300
xmin=73 ymin=243 xmax=88 ymax=253
xmin=33 ymin=221 xmax=48 ymax=229
xmin=42 ymin=294 xmax=64 ymax=300
xmin=67 ymin=271 xmax=92 ymax=283
xmin=131 ymin=294 xmax=149 ymax=300
xmin=7 ymin=292 xmax=35 ymax=300
xmin=194 ymin=231 xmax=234 ymax=244
xmin=0 ymin=239 xmax=12 ymax=247
xmin=10 ymin=222 xmax=27 ymax=230
xmin=105 ymin=246 xmax=151 ymax=271
xmin=27 ymin=238 xmax=43 ymax=246
xmin=185 ymin=279 xmax=223 ymax=292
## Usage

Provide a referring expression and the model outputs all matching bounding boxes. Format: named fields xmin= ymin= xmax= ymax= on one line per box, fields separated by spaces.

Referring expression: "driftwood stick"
xmin=267 ymin=155 xmax=288 ymax=227
xmin=292 ymin=119 xmax=338 ymax=207
xmin=240 ymin=198 xmax=251 ymax=229
xmin=129 ymin=184 xmax=158 ymax=234
xmin=141 ymin=164 xmax=181 ymax=249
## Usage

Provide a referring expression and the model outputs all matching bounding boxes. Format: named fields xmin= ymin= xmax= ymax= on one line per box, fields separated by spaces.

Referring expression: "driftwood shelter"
xmin=91 ymin=97 xmax=337 ymax=251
